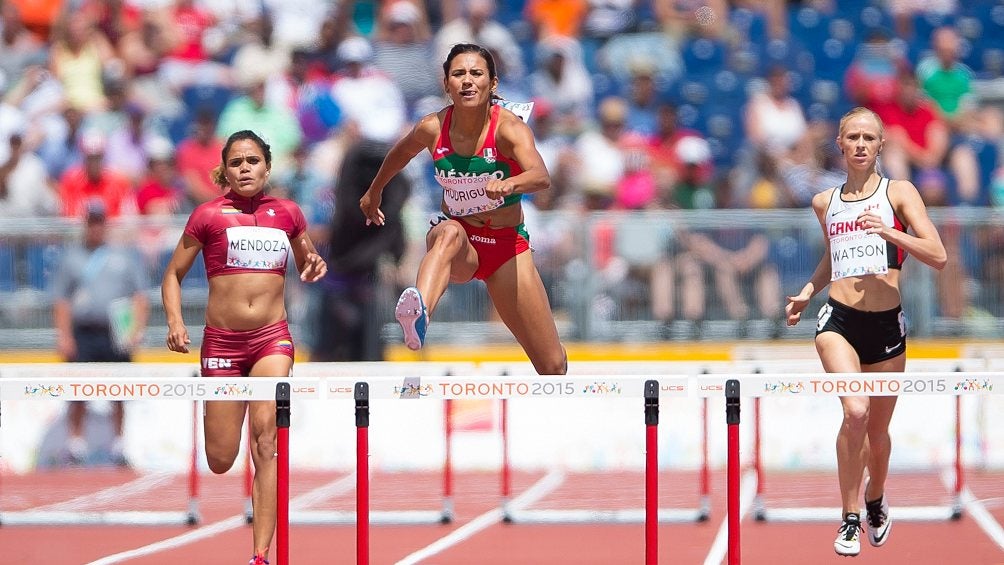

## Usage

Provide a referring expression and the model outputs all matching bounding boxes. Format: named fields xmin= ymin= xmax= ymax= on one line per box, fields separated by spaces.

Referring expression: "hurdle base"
xmin=755 ymin=505 xmax=961 ymax=522
xmin=503 ymin=507 xmax=708 ymax=524
xmin=242 ymin=497 xmax=253 ymax=524
xmin=289 ymin=509 xmax=449 ymax=525
xmin=0 ymin=510 xmax=198 ymax=526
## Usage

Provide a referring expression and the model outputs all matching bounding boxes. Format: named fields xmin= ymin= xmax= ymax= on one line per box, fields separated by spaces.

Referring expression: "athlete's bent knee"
xmin=205 ymin=450 xmax=238 ymax=474
xmin=534 ymin=349 xmax=568 ymax=376
xmin=430 ymin=222 xmax=466 ymax=250
xmin=842 ymin=404 xmax=869 ymax=431
xmin=253 ymin=433 xmax=277 ymax=463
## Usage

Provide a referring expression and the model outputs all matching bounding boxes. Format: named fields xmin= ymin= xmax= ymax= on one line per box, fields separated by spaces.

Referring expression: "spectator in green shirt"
xmin=215 ymin=76 xmax=304 ymax=171
xmin=916 ymin=26 xmax=974 ymax=129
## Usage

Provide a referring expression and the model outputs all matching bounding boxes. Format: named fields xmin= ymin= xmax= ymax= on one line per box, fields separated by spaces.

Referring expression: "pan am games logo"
xmin=24 ymin=384 xmax=65 ymax=398
xmin=582 ymin=382 xmax=622 ymax=395
xmin=213 ymin=383 xmax=254 ymax=397
xmin=763 ymin=381 xmax=805 ymax=394
xmin=396 ymin=377 xmax=433 ymax=399
xmin=954 ymin=378 xmax=993 ymax=393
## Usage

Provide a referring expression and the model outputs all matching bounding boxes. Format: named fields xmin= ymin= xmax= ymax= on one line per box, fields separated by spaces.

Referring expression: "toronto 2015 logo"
xmin=953 ymin=378 xmax=993 ymax=393
xmin=213 ymin=383 xmax=254 ymax=397
xmin=395 ymin=382 xmax=433 ymax=398
xmin=24 ymin=384 xmax=65 ymax=398
xmin=582 ymin=382 xmax=622 ymax=395
xmin=762 ymin=381 xmax=805 ymax=394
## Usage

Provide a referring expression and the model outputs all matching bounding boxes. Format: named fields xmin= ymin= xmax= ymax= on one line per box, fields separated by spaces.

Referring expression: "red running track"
xmin=2 ymin=468 xmax=1003 ymax=564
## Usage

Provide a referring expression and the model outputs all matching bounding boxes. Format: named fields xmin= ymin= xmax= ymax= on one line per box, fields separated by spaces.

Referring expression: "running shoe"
xmin=865 ymin=478 xmax=891 ymax=547
xmin=395 ymin=287 xmax=427 ymax=350
xmin=834 ymin=512 xmax=862 ymax=556
xmin=248 ymin=554 xmax=269 ymax=565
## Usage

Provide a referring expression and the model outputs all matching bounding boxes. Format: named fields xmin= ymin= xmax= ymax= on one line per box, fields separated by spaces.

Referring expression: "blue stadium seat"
xmin=728 ymin=46 xmax=762 ymax=76
xmin=981 ymin=5 xmax=1004 ymax=48
xmin=164 ymin=109 xmax=194 ymax=145
xmin=790 ymin=6 xmax=831 ymax=46
xmin=980 ymin=48 xmax=1004 ymax=78
xmin=911 ymin=12 xmax=955 ymax=44
xmin=494 ymin=0 xmax=525 ymax=25
xmin=180 ymin=84 xmax=234 ymax=120
xmin=730 ymin=7 xmax=768 ymax=46
xmin=813 ymin=39 xmax=853 ymax=81
xmin=676 ymin=103 xmax=702 ymax=130
xmin=857 ymin=5 xmax=893 ymax=35
xmin=677 ymin=80 xmax=710 ymax=106
xmin=827 ymin=17 xmax=858 ymax=45
xmin=591 ymin=72 xmax=620 ymax=100
xmin=831 ymin=0 xmax=869 ymax=19
xmin=681 ymin=38 xmax=727 ymax=78
xmin=710 ymin=69 xmax=744 ymax=104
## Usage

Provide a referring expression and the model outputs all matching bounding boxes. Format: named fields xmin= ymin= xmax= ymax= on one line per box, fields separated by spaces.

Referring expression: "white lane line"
xmin=34 ymin=473 xmax=174 ymax=511
xmin=960 ymin=487 xmax=1004 ymax=551
xmin=85 ymin=473 xmax=357 ymax=565
xmin=86 ymin=515 xmax=247 ymax=565
xmin=704 ymin=469 xmax=756 ymax=565
xmin=941 ymin=470 xmax=1004 ymax=551
xmin=395 ymin=470 xmax=565 ymax=565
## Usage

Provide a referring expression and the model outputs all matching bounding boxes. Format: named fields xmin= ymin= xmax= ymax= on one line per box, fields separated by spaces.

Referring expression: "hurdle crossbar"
xmin=484 ymin=362 xmax=712 ymax=525
xmin=0 ymin=365 xmax=224 ymax=527
xmin=736 ymin=360 xmax=995 ymax=523
xmin=282 ymin=363 xmax=475 ymax=526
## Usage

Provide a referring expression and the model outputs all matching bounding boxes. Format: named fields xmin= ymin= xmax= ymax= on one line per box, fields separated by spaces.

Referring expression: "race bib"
xmin=829 ymin=230 xmax=888 ymax=280
xmin=225 ymin=226 xmax=291 ymax=270
xmin=436 ymin=173 xmax=505 ymax=216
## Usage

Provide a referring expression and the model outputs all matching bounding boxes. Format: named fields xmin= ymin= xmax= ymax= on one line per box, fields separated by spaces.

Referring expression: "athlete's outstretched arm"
xmin=869 ymin=179 xmax=947 ymax=270
xmin=360 ymin=113 xmax=439 ymax=226
xmin=292 ymin=235 xmax=327 ymax=282
xmin=786 ymin=190 xmax=834 ymax=326
xmin=490 ymin=109 xmax=550 ymax=199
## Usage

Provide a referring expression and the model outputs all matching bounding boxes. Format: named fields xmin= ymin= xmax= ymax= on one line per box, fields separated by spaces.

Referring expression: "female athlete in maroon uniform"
xmin=785 ymin=107 xmax=945 ymax=557
xmin=359 ymin=43 xmax=566 ymax=375
xmin=161 ymin=129 xmax=326 ymax=565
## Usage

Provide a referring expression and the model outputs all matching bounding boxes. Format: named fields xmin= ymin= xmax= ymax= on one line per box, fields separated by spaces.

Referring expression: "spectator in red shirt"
xmin=871 ymin=70 xmax=949 ymax=183
xmin=175 ymin=110 xmax=224 ymax=206
xmin=845 ymin=30 xmax=909 ymax=107
xmin=158 ymin=0 xmax=229 ymax=90
xmin=58 ymin=131 xmax=136 ymax=218
xmin=135 ymin=137 xmax=182 ymax=215
xmin=648 ymin=103 xmax=714 ymax=209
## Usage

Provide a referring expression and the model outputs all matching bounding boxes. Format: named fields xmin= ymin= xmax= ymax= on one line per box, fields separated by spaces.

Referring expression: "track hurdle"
xmin=735 ymin=359 xmax=989 ymax=523
xmin=719 ymin=369 xmax=1004 ymax=561
xmin=0 ymin=364 xmax=206 ymax=526
xmin=483 ymin=361 xmax=724 ymax=524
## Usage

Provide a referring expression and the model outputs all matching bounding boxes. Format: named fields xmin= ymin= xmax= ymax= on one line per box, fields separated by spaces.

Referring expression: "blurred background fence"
xmin=2 ymin=207 xmax=1001 ymax=352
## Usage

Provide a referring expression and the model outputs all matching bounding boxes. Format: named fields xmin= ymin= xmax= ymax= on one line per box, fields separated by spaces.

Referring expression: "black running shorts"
xmin=815 ymin=297 xmax=907 ymax=364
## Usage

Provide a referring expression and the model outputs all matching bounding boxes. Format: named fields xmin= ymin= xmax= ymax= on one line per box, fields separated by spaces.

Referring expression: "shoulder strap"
xmin=484 ymin=103 xmax=500 ymax=149
xmin=436 ymin=106 xmax=455 ymax=154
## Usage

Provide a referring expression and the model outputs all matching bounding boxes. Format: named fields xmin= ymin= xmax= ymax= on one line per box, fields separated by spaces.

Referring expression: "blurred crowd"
xmin=2 ymin=0 xmax=1003 ymax=341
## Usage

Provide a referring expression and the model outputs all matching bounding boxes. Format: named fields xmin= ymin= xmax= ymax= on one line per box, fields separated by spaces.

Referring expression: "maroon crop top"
xmin=183 ymin=191 xmax=307 ymax=279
